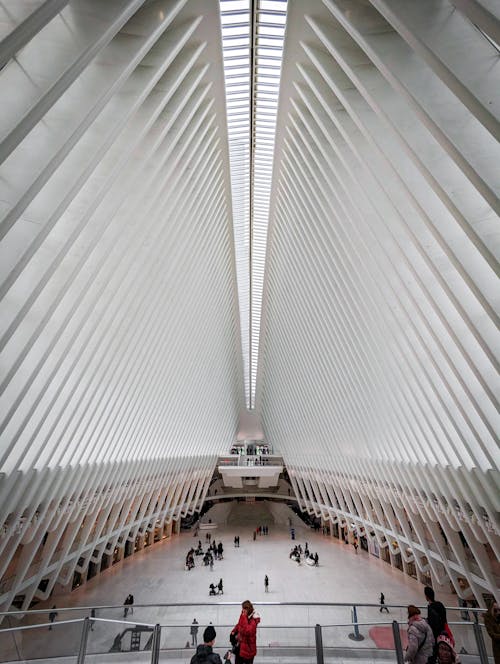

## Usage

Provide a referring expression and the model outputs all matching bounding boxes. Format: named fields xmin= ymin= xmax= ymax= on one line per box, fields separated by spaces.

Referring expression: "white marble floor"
xmin=0 ymin=502 xmax=472 ymax=664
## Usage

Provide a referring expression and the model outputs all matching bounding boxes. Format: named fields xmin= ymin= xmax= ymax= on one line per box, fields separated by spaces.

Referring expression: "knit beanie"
xmin=437 ymin=633 xmax=456 ymax=656
xmin=203 ymin=625 xmax=216 ymax=643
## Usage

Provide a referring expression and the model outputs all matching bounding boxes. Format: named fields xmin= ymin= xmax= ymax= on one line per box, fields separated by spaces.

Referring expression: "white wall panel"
xmin=258 ymin=0 xmax=499 ymax=606
xmin=0 ymin=0 xmax=243 ymax=610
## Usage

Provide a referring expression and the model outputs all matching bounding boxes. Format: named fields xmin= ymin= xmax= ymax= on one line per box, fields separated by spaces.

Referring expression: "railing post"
xmin=348 ymin=605 xmax=364 ymax=641
xmin=473 ymin=621 xmax=488 ymax=664
xmin=150 ymin=623 xmax=161 ymax=664
xmin=314 ymin=623 xmax=324 ymax=664
xmin=392 ymin=620 xmax=404 ymax=664
xmin=77 ymin=617 xmax=90 ymax=664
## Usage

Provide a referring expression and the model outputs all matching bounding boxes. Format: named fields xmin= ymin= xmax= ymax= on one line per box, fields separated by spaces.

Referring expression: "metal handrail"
xmin=0 ymin=611 xmax=491 ymax=664
xmin=0 ymin=600 xmax=487 ymax=615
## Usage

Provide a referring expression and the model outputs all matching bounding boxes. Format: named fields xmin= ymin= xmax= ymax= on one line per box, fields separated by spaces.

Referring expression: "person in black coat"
xmin=425 ymin=586 xmax=447 ymax=663
xmin=190 ymin=625 xmax=229 ymax=663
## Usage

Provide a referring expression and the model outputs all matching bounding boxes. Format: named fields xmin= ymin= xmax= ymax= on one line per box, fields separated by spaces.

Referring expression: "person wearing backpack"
xmin=190 ymin=625 xmax=230 ymax=663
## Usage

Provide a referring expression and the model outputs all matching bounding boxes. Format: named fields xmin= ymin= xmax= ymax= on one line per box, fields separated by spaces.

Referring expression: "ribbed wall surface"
xmin=0 ymin=0 xmax=498 ymax=613
xmin=258 ymin=0 xmax=499 ymax=604
xmin=0 ymin=0 xmax=243 ymax=610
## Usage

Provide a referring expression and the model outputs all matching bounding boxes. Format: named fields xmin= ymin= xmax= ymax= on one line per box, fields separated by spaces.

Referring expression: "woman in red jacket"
xmin=231 ymin=600 xmax=260 ymax=664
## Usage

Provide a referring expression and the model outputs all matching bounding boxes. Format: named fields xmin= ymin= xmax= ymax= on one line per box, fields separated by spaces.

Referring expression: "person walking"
xmin=404 ymin=605 xmax=434 ymax=664
xmin=484 ymin=603 xmax=500 ymax=664
xmin=48 ymin=606 xmax=58 ymax=630
xmin=218 ymin=578 xmax=224 ymax=595
xmin=231 ymin=600 xmax=260 ymax=664
xmin=123 ymin=594 xmax=134 ymax=618
xmin=264 ymin=575 xmax=269 ymax=593
xmin=191 ymin=618 xmax=199 ymax=647
xmin=90 ymin=608 xmax=96 ymax=631
xmin=379 ymin=592 xmax=390 ymax=613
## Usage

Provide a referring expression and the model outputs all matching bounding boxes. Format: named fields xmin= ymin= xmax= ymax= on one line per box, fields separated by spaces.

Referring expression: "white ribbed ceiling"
xmin=0 ymin=0 xmax=499 ymax=613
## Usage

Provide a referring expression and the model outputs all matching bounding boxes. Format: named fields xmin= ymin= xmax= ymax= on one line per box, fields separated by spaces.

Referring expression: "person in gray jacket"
xmin=404 ymin=605 xmax=434 ymax=664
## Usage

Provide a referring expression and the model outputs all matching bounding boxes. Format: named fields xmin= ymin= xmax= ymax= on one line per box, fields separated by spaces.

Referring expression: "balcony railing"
xmin=0 ymin=602 xmax=492 ymax=664
xmin=218 ymin=454 xmax=284 ymax=467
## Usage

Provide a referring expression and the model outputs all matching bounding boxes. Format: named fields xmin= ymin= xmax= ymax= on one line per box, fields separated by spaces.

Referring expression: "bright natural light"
xmin=220 ymin=0 xmax=288 ymax=408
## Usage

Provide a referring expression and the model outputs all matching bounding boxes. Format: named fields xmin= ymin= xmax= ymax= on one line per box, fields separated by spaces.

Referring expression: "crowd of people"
xmin=289 ymin=543 xmax=319 ymax=566
xmin=186 ymin=539 xmax=225 ymax=571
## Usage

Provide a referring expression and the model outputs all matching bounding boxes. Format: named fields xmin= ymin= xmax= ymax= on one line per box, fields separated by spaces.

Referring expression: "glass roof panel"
xmin=220 ymin=0 xmax=287 ymax=408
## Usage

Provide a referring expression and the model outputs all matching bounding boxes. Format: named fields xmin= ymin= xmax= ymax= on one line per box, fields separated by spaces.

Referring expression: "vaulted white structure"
xmin=0 ymin=0 xmax=498 ymax=613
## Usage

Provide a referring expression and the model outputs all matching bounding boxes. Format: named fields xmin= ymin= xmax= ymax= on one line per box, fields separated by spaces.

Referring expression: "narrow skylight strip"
xmin=250 ymin=0 xmax=287 ymax=406
xmin=220 ymin=0 xmax=252 ymax=407
xmin=220 ymin=0 xmax=287 ymax=409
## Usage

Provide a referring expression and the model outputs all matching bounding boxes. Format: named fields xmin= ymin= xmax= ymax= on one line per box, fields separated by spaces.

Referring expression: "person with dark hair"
xmin=484 ymin=603 xmax=500 ymax=664
xmin=123 ymin=594 xmax=134 ymax=618
xmin=405 ymin=605 xmax=434 ymax=664
xmin=424 ymin=586 xmax=447 ymax=662
xmin=380 ymin=592 xmax=389 ymax=613
xmin=264 ymin=575 xmax=269 ymax=593
xmin=218 ymin=578 xmax=224 ymax=595
xmin=190 ymin=625 xmax=229 ymax=663
xmin=425 ymin=587 xmax=446 ymax=634
xmin=231 ymin=600 xmax=260 ymax=664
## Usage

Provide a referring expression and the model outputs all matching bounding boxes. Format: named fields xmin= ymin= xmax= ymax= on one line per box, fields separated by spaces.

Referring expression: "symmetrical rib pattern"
xmin=0 ymin=0 xmax=243 ymax=610
xmin=0 ymin=0 xmax=498 ymax=613
xmin=258 ymin=0 xmax=499 ymax=604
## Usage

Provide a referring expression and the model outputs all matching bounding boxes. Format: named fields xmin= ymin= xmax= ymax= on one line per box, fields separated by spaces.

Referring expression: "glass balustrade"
xmin=0 ymin=603 xmax=493 ymax=664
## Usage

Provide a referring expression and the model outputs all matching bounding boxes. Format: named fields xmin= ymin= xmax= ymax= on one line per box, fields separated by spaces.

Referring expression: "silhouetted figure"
xmin=48 ymin=606 xmax=58 ymax=630
xmin=124 ymin=594 xmax=134 ymax=617
xmin=380 ymin=592 xmax=390 ymax=613
xmin=190 ymin=618 xmax=199 ymax=646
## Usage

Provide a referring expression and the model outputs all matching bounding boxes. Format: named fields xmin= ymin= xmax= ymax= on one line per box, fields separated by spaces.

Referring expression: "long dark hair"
xmin=242 ymin=600 xmax=254 ymax=615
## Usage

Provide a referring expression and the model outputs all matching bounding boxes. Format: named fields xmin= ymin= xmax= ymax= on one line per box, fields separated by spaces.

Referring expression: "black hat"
xmin=204 ymin=625 xmax=216 ymax=642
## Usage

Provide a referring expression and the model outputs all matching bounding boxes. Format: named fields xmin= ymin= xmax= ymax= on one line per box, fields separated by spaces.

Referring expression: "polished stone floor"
xmin=0 ymin=502 xmax=477 ymax=664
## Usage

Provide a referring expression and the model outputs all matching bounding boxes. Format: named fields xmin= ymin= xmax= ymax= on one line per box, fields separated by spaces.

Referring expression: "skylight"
xmin=220 ymin=0 xmax=288 ymax=409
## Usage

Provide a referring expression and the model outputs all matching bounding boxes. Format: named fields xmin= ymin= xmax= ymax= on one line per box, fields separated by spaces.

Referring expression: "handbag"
xmin=229 ymin=630 xmax=240 ymax=655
